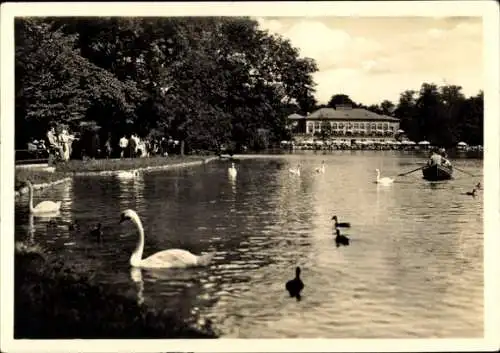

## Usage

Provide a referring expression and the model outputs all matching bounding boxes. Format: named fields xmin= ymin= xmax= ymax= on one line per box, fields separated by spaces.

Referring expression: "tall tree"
xmin=327 ymin=94 xmax=356 ymax=108
xmin=380 ymin=100 xmax=396 ymax=116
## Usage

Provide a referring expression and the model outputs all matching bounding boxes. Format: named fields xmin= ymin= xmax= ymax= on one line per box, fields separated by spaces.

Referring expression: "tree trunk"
xmin=180 ymin=140 xmax=185 ymax=156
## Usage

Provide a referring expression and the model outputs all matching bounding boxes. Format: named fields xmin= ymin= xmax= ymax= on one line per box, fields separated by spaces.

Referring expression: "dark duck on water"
xmin=68 ymin=220 xmax=80 ymax=232
xmin=335 ymin=228 xmax=350 ymax=247
xmin=331 ymin=215 xmax=351 ymax=228
xmin=464 ymin=188 xmax=477 ymax=197
xmin=286 ymin=267 xmax=304 ymax=301
xmin=90 ymin=223 xmax=103 ymax=241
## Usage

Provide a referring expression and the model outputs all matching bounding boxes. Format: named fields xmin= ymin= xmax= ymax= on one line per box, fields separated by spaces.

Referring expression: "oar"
xmin=454 ymin=166 xmax=479 ymax=177
xmin=398 ymin=166 xmax=424 ymax=177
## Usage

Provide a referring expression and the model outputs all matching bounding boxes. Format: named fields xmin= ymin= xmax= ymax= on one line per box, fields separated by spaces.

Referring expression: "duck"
xmin=116 ymin=170 xmax=139 ymax=179
xmin=46 ymin=219 xmax=58 ymax=229
xmin=331 ymin=215 xmax=351 ymax=228
xmin=68 ymin=220 xmax=80 ymax=232
xmin=464 ymin=188 xmax=477 ymax=197
xmin=25 ymin=180 xmax=62 ymax=215
xmin=119 ymin=209 xmax=215 ymax=268
xmin=335 ymin=228 xmax=350 ymax=247
xmin=375 ymin=168 xmax=395 ymax=185
xmin=289 ymin=164 xmax=301 ymax=176
xmin=90 ymin=223 xmax=103 ymax=241
xmin=285 ymin=266 xmax=304 ymax=301
xmin=228 ymin=162 xmax=237 ymax=178
xmin=475 ymin=182 xmax=481 ymax=190
xmin=315 ymin=160 xmax=326 ymax=174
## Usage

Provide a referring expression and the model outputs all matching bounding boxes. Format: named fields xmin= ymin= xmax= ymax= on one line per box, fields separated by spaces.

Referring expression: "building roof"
xmin=305 ymin=108 xmax=400 ymax=122
xmin=287 ymin=113 xmax=305 ymax=120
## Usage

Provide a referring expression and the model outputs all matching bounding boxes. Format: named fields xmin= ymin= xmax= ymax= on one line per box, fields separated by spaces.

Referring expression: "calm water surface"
xmin=15 ymin=151 xmax=484 ymax=338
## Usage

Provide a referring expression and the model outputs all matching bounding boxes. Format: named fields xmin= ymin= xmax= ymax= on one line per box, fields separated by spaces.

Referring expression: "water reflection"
xmin=26 ymin=214 xmax=35 ymax=244
xmin=130 ymin=267 xmax=145 ymax=306
xmin=117 ymin=173 xmax=145 ymax=213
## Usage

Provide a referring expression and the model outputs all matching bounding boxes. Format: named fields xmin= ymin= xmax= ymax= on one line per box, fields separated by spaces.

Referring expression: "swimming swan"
xmin=119 ymin=209 xmax=215 ymax=269
xmin=228 ymin=163 xmax=237 ymax=178
xmin=26 ymin=180 xmax=62 ymax=214
xmin=289 ymin=164 xmax=301 ymax=176
xmin=116 ymin=170 xmax=139 ymax=179
xmin=315 ymin=161 xmax=326 ymax=174
xmin=375 ymin=169 xmax=394 ymax=185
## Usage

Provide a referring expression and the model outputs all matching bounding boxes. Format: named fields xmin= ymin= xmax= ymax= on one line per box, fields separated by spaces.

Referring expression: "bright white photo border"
xmin=1 ymin=1 xmax=499 ymax=352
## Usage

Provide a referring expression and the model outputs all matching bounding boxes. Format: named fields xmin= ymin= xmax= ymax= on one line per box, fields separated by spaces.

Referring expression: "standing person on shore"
xmin=160 ymin=137 xmax=168 ymax=156
xmin=46 ymin=125 xmax=64 ymax=161
xmin=119 ymin=135 xmax=128 ymax=158
xmin=58 ymin=128 xmax=73 ymax=161
xmin=128 ymin=134 xmax=137 ymax=158
xmin=104 ymin=136 xmax=112 ymax=159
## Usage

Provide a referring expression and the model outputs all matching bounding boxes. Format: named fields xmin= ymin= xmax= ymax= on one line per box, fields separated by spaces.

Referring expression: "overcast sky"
xmin=256 ymin=16 xmax=483 ymax=106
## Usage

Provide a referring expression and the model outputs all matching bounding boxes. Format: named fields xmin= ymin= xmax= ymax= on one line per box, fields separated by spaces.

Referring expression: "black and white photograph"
xmin=1 ymin=1 xmax=499 ymax=352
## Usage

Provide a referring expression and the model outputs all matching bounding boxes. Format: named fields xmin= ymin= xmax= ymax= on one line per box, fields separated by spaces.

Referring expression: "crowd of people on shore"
xmin=23 ymin=124 xmax=182 ymax=163
xmin=27 ymin=125 xmax=76 ymax=162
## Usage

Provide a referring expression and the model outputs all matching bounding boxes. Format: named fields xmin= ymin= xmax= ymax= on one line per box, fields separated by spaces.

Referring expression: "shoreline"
xmin=71 ymin=156 xmax=218 ymax=176
xmin=15 ymin=156 xmax=219 ymax=198
xmin=15 ymin=177 xmax=72 ymax=198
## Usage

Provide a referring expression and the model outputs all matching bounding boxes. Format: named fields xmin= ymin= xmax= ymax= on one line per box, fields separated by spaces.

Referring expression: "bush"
xmin=14 ymin=242 xmax=218 ymax=339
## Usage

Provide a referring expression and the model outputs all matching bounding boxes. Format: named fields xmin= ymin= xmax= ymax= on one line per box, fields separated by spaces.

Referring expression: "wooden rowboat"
xmin=422 ymin=163 xmax=453 ymax=181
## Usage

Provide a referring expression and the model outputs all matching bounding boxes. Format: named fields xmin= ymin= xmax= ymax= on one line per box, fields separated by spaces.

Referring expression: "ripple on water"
xmin=15 ymin=154 xmax=484 ymax=338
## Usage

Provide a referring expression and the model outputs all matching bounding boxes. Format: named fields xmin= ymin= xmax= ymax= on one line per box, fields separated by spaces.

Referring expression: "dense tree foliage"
xmin=325 ymin=83 xmax=483 ymax=147
xmin=15 ymin=17 xmax=318 ymax=151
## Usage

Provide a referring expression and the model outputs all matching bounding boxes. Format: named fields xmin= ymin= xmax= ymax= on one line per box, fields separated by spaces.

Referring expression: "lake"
xmin=14 ymin=151 xmax=484 ymax=338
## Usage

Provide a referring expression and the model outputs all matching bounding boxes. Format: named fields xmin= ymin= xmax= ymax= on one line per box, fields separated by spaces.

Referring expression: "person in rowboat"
xmin=428 ymin=149 xmax=442 ymax=166
xmin=439 ymin=148 xmax=452 ymax=167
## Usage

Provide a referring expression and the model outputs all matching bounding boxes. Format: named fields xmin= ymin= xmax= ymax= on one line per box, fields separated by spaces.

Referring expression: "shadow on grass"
xmin=14 ymin=242 xmax=218 ymax=339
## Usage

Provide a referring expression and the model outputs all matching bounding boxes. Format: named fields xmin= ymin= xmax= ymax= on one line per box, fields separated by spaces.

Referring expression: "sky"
xmin=256 ymin=16 xmax=483 ymax=105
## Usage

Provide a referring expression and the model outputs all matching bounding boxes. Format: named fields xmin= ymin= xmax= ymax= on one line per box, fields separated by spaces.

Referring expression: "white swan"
xmin=119 ymin=209 xmax=215 ymax=269
xmin=26 ymin=180 xmax=62 ymax=215
xmin=228 ymin=162 xmax=237 ymax=178
xmin=315 ymin=160 xmax=326 ymax=174
xmin=375 ymin=169 xmax=395 ymax=185
xmin=289 ymin=164 xmax=301 ymax=176
xmin=116 ymin=170 xmax=139 ymax=179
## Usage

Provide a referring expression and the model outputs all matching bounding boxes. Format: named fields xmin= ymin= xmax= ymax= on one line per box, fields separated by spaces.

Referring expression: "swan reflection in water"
xmin=130 ymin=267 xmax=145 ymax=306
xmin=26 ymin=214 xmax=35 ymax=244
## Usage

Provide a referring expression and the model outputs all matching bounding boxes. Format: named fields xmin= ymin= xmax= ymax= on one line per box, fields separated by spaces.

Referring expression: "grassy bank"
xmin=14 ymin=242 xmax=218 ymax=339
xmin=55 ymin=155 xmax=212 ymax=173
xmin=15 ymin=169 xmax=68 ymax=191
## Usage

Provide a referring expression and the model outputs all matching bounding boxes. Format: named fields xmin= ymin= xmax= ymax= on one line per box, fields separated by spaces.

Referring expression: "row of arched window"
xmin=306 ymin=121 xmax=396 ymax=134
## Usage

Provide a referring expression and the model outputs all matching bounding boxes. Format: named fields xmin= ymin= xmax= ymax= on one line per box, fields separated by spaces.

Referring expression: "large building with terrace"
xmin=287 ymin=104 xmax=401 ymax=144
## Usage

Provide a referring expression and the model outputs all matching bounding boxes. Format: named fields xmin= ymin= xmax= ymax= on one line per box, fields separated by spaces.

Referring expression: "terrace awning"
xmin=418 ymin=140 xmax=430 ymax=145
